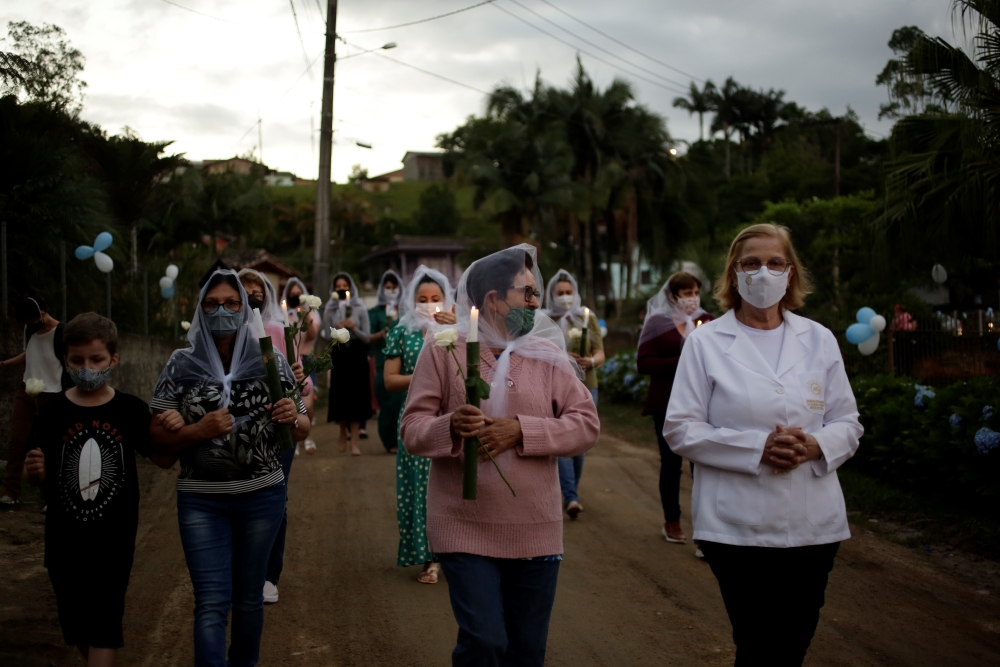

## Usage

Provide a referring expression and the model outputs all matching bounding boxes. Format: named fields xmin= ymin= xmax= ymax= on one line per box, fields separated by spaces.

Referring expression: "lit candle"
xmin=468 ymin=307 xmax=479 ymax=343
xmin=281 ymin=299 xmax=288 ymax=320
xmin=583 ymin=307 xmax=590 ymax=326
xmin=252 ymin=308 xmax=266 ymax=339
xmin=346 ymin=290 xmax=350 ymax=300
xmin=435 ymin=305 xmax=442 ymax=313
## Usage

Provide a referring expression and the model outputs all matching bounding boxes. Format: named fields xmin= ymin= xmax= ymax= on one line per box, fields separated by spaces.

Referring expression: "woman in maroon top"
xmin=637 ymin=272 xmax=712 ymax=545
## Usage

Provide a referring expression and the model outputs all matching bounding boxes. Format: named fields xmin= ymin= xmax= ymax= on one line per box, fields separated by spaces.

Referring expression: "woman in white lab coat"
xmin=664 ymin=223 xmax=862 ymax=667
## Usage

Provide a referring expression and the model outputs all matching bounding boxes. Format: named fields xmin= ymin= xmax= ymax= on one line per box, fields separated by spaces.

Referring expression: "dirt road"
xmin=3 ymin=417 xmax=1000 ymax=666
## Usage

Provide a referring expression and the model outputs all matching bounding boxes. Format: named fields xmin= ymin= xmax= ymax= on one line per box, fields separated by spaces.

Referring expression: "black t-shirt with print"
xmin=29 ymin=391 xmax=152 ymax=567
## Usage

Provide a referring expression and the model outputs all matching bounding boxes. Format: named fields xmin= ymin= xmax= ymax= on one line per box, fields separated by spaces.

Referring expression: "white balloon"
xmin=858 ymin=332 xmax=880 ymax=356
xmin=869 ymin=315 xmax=887 ymax=333
xmin=932 ymin=263 xmax=948 ymax=284
xmin=94 ymin=252 xmax=114 ymax=273
xmin=159 ymin=276 xmax=174 ymax=290
xmin=165 ymin=264 xmax=179 ymax=279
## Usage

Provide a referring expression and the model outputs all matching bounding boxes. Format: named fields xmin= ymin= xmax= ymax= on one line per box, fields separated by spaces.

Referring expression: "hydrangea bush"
xmin=852 ymin=375 xmax=1000 ymax=505
xmin=597 ymin=350 xmax=650 ymax=403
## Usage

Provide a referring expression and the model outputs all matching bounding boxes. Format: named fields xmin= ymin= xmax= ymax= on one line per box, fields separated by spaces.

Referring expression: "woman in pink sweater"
xmin=401 ymin=245 xmax=600 ymax=667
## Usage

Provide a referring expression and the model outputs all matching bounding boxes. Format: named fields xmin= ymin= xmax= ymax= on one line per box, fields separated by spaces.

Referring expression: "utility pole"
xmin=258 ymin=113 xmax=264 ymax=166
xmin=313 ymin=0 xmax=338 ymax=301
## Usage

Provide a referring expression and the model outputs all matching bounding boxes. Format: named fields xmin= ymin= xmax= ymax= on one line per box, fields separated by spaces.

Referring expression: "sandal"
xmin=417 ymin=563 xmax=440 ymax=585
xmin=304 ymin=439 xmax=317 ymax=454
xmin=662 ymin=521 xmax=687 ymax=544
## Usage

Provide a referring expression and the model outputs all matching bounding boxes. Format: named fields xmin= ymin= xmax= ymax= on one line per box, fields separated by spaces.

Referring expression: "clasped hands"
xmin=153 ymin=398 xmax=299 ymax=439
xmin=762 ymin=425 xmax=822 ymax=474
xmin=450 ymin=405 xmax=522 ymax=460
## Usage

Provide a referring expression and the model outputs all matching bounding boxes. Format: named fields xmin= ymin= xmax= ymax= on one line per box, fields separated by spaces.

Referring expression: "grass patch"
xmin=598 ymin=399 xmax=1000 ymax=559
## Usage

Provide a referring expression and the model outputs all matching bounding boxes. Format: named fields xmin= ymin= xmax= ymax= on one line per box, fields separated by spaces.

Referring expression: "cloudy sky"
xmin=3 ymin=0 xmax=958 ymax=182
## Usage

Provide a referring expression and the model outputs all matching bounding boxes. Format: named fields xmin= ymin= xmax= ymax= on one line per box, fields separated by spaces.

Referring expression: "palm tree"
xmin=709 ymin=77 xmax=741 ymax=178
xmin=672 ymin=80 xmax=716 ymax=142
xmin=876 ymin=0 xmax=1000 ymax=265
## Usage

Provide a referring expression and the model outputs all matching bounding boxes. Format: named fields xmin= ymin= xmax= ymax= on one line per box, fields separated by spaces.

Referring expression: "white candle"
xmin=469 ymin=307 xmax=479 ymax=343
xmin=252 ymin=308 xmax=266 ymax=338
xmin=281 ymin=300 xmax=288 ymax=321
xmin=584 ymin=307 xmax=590 ymax=326
xmin=346 ymin=290 xmax=350 ymax=300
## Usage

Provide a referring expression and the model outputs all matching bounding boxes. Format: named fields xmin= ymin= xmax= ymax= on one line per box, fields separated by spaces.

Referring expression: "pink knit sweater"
xmin=401 ymin=340 xmax=600 ymax=559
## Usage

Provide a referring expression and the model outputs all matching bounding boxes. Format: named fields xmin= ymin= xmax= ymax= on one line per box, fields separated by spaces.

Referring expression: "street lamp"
xmin=338 ymin=42 xmax=397 ymax=61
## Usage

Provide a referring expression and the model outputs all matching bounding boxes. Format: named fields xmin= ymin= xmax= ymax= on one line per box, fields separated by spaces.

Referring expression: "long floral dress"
xmin=384 ymin=325 xmax=434 ymax=567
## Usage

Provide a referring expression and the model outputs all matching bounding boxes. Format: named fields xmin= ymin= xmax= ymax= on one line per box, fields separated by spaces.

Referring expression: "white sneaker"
xmin=263 ymin=581 xmax=279 ymax=604
xmin=0 ymin=495 xmax=17 ymax=506
xmin=304 ymin=439 xmax=317 ymax=454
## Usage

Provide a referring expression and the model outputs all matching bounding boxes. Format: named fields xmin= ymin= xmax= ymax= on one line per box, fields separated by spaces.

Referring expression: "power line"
xmin=338 ymin=37 xmax=488 ymax=94
xmin=156 ymin=0 xmax=317 ymax=33
xmin=340 ymin=0 xmax=498 ymax=33
xmin=288 ymin=0 xmax=315 ymax=75
xmin=492 ymin=3 xmax=688 ymax=95
xmin=535 ymin=0 xmax=704 ymax=83
xmin=506 ymin=0 xmax=690 ymax=90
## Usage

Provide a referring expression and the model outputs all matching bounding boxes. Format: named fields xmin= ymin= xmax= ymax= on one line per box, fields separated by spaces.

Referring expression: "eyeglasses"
xmin=202 ymin=300 xmax=243 ymax=314
xmin=736 ymin=257 xmax=792 ymax=276
xmin=509 ymin=285 xmax=541 ymax=302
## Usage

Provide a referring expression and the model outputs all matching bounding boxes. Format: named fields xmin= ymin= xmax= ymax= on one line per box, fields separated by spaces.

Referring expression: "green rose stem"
xmin=260 ymin=335 xmax=296 ymax=451
xmin=447 ymin=343 xmax=515 ymax=499
xmin=284 ymin=326 xmax=297 ymax=363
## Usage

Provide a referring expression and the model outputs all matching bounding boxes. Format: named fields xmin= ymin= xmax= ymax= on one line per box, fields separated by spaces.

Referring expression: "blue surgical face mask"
xmin=205 ymin=305 xmax=242 ymax=337
xmin=69 ymin=366 xmax=112 ymax=392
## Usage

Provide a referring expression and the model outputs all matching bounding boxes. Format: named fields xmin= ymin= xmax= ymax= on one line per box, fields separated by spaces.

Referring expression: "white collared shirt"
xmin=664 ymin=309 xmax=863 ymax=548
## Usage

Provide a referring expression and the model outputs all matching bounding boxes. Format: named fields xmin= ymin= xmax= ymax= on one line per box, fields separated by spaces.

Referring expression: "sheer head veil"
xmin=454 ymin=243 xmax=582 ymax=418
xmin=375 ymin=269 xmax=405 ymax=307
xmin=396 ymin=265 xmax=454 ymax=335
xmin=238 ymin=268 xmax=287 ymax=327
xmin=323 ymin=271 xmax=367 ymax=322
xmin=542 ymin=268 xmax=586 ymax=331
xmin=280 ymin=277 xmax=310 ymax=304
xmin=639 ymin=272 xmax=709 ymax=345
xmin=155 ymin=269 xmax=294 ymax=410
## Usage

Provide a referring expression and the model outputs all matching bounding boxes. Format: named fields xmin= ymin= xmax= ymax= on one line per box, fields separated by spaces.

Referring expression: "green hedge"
xmin=851 ymin=375 xmax=1000 ymax=505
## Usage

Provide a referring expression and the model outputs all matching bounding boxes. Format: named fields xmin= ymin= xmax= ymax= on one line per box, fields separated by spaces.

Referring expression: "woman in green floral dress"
xmin=383 ymin=266 xmax=455 ymax=584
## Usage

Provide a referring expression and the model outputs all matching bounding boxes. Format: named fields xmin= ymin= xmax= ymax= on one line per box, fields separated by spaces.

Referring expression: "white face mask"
xmin=736 ymin=270 xmax=789 ymax=309
xmin=677 ymin=296 xmax=701 ymax=315
xmin=414 ymin=303 xmax=438 ymax=320
xmin=384 ymin=287 xmax=400 ymax=301
xmin=555 ymin=295 xmax=575 ymax=310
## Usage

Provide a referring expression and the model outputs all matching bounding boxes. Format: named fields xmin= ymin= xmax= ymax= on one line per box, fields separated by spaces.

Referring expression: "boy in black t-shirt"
xmin=24 ymin=313 xmax=174 ymax=666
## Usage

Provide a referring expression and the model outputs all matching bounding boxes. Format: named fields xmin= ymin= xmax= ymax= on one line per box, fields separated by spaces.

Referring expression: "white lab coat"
xmin=664 ymin=309 xmax=862 ymax=547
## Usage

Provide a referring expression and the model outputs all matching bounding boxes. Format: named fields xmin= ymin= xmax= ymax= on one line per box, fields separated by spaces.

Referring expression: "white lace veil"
xmin=154 ymin=270 xmax=295 ymax=410
xmin=322 ymin=272 xmax=363 ymax=322
xmin=396 ymin=265 xmax=455 ymax=334
xmin=542 ymin=268 xmax=587 ymax=332
xmin=454 ymin=244 xmax=583 ymax=418
xmin=639 ymin=272 xmax=709 ymax=345
xmin=375 ymin=269 xmax=405 ymax=307
xmin=238 ymin=268 xmax=287 ymax=328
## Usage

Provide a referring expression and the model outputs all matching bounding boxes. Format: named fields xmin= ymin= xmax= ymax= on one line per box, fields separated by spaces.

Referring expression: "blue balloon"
xmin=846 ymin=323 xmax=876 ymax=344
xmin=75 ymin=245 xmax=95 ymax=260
xmin=93 ymin=232 xmax=113 ymax=252
xmin=161 ymin=285 xmax=175 ymax=299
xmin=856 ymin=307 xmax=877 ymax=325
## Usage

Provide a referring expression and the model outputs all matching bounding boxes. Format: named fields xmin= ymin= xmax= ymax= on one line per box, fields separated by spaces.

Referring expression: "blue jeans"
xmin=177 ymin=483 xmax=286 ymax=667
xmin=266 ymin=448 xmax=295 ymax=585
xmin=438 ymin=553 xmax=560 ymax=667
xmin=558 ymin=388 xmax=598 ymax=504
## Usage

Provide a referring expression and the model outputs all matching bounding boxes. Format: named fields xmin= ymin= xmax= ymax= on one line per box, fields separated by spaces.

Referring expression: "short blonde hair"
xmin=713 ymin=223 xmax=813 ymax=311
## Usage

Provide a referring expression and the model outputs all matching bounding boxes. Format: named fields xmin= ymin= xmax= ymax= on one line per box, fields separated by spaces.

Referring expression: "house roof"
xmin=362 ymin=235 xmax=467 ymax=261
xmin=402 ymin=151 xmax=444 ymax=161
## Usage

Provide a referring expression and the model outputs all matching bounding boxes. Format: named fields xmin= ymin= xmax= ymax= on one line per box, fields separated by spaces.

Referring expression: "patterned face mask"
xmin=503 ymin=306 xmax=536 ymax=338
xmin=69 ymin=366 xmax=112 ymax=392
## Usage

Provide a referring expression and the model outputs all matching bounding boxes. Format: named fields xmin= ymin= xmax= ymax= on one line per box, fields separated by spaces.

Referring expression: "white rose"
xmin=25 ymin=378 xmax=45 ymax=396
xmin=433 ymin=327 xmax=459 ymax=348
xmin=334 ymin=327 xmax=351 ymax=344
xmin=180 ymin=320 xmax=191 ymax=331
xmin=302 ymin=294 xmax=322 ymax=310
xmin=568 ymin=327 xmax=583 ymax=340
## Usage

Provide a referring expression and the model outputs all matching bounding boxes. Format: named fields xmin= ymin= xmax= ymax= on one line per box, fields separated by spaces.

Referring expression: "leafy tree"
xmin=412 ymin=183 xmax=461 ymax=235
xmin=1 ymin=21 xmax=86 ymax=115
